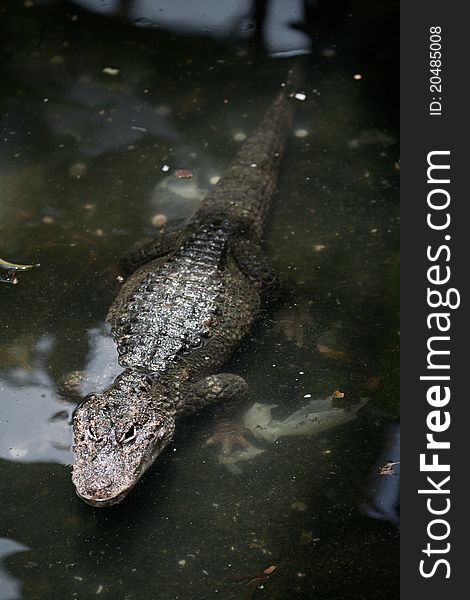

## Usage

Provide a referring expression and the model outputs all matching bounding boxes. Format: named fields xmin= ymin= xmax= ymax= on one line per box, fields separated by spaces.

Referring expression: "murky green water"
xmin=1 ymin=1 xmax=399 ymax=599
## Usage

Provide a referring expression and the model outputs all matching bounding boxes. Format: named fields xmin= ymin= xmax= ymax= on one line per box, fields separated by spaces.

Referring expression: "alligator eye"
xmin=191 ymin=336 xmax=202 ymax=349
xmin=86 ymin=425 xmax=100 ymax=441
xmin=120 ymin=424 xmax=137 ymax=444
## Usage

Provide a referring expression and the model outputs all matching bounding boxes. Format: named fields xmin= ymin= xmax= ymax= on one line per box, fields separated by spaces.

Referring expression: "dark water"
xmin=0 ymin=1 xmax=399 ymax=598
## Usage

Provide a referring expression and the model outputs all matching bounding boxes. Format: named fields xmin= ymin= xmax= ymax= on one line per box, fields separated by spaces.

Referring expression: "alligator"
xmin=72 ymin=64 xmax=304 ymax=507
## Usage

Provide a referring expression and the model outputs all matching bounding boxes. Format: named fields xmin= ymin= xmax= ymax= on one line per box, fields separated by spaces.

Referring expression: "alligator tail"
xmin=194 ymin=61 xmax=305 ymax=240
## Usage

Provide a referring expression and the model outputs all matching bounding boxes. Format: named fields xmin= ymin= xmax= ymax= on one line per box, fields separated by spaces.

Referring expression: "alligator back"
xmin=107 ymin=224 xmax=260 ymax=378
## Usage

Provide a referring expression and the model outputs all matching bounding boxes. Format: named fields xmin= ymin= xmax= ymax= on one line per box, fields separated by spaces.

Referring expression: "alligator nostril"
xmin=90 ymin=477 xmax=113 ymax=492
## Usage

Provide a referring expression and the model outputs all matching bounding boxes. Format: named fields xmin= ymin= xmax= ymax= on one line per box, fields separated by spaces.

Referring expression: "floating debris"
xmin=151 ymin=213 xmax=168 ymax=228
xmin=243 ymin=397 xmax=367 ymax=444
xmin=294 ymin=129 xmax=308 ymax=138
xmin=0 ymin=258 xmax=40 ymax=271
xmin=174 ymin=169 xmax=193 ymax=179
xmin=161 ymin=164 xmax=170 ymax=172
xmin=209 ymin=175 xmax=221 ymax=185
xmin=233 ymin=132 xmax=247 ymax=142
xmin=102 ymin=67 xmax=120 ymax=76
xmin=263 ymin=565 xmax=277 ymax=575
xmin=232 ymin=563 xmax=278 ymax=588
xmin=0 ymin=258 xmax=40 ymax=284
xmin=332 ymin=390 xmax=345 ymax=400
xmin=294 ymin=92 xmax=307 ymax=101
xmin=316 ymin=343 xmax=348 ymax=361
xmin=353 ymin=73 xmax=362 ymax=80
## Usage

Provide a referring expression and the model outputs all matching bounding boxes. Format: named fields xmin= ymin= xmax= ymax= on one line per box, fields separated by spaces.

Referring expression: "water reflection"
xmin=0 ymin=538 xmax=29 ymax=600
xmin=77 ymin=0 xmax=312 ymax=56
xmin=0 ymin=335 xmax=73 ymax=464
xmin=46 ymin=80 xmax=179 ymax=158
xmin=361 ymin=423 xmax=400 ymax=528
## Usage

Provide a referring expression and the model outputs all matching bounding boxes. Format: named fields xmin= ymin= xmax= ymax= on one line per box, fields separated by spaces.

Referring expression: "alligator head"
xmin=72 ymin=371 xmax=175 ymax=507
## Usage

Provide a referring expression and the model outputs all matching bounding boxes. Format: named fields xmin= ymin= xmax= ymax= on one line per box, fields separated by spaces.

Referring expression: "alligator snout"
xmin=74 ymin=470 xmax=132 ymax=507
xmin=88 ymin=476 xmax=113 ymax=492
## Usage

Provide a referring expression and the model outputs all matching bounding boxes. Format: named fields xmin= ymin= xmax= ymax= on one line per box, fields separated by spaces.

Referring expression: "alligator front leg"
xmin=120 ymin=230 xmax=182 ymax=273
xmin=232 ymin=239 xmax=277 ymax=292
xmin=204 ymin=418 xmax=257 ymax=456
xmin=183 ymin=373 xmax=258 ymax=455
xmin=57 ymin=365 xmax=123 ymax=401
xmin=183 ymin=373 xmax=249 ymax=415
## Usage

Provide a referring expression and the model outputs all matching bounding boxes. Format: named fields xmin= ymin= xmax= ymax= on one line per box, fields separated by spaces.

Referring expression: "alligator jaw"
xmin=71 ymin=452 xmax=144 ymax=508
xmin=74 ymin=485 xmax=136 ymax=508
xmin=71 ymin=435 xmax=171 ymax=508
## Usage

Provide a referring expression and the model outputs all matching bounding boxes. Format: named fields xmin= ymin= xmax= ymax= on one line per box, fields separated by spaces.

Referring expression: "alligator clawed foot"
xmin=204 ymin=419 xmax=256 ymax=456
